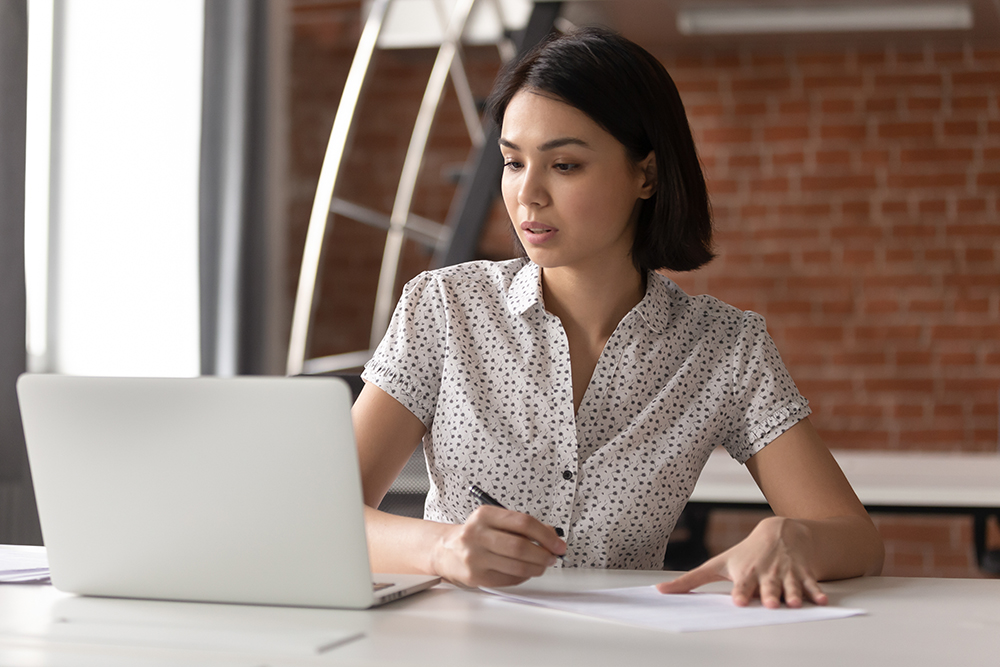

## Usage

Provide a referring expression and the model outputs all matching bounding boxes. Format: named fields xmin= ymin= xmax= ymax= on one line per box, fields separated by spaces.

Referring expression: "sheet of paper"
xmin=4 ymin=620 xmax=363 ymax=656
xmin=0 ymin=545 xmax=50 ymax=583
xmin=483 ymin=585 xmax=865 ymax=632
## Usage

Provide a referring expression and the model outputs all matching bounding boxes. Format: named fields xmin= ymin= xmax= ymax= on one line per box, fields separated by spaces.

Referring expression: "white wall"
xmin=44 ymin=0 xmax=203 ymax=376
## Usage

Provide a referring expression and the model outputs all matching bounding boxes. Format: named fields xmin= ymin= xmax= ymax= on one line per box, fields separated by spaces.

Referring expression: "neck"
xmin=540 ymin=260 xmax=646 ymax=343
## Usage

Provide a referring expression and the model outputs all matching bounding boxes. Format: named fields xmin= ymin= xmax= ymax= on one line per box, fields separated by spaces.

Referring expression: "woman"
xmin=353 ymin=27 xmax=884 ymax=608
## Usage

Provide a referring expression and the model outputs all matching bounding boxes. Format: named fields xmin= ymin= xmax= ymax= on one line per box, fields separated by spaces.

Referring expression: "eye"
xmin=503 ymin=159 xmax=523 ymax=171
xmin=554 ymin=162 xmax=578 ymax=172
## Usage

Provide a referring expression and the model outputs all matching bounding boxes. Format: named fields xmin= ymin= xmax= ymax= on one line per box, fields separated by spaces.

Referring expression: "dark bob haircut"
xmin=486 ymin=27 xmax=714 ymax=273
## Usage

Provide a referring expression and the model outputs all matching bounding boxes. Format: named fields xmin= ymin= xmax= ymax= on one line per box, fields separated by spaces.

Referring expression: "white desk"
xmin=1 ymin=569 xmax=997 ymax=667
xmin=691 ymin=448 xmax=1000 ymax=568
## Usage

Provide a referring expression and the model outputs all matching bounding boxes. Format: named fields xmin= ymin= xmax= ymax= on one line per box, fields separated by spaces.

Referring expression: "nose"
xmin=516 ymin=165 xmax=548 ymax=209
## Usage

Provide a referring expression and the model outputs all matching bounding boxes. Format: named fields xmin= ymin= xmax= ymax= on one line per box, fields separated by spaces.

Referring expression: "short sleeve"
xmin=361 ymin=272 xmax=447 ymax=427
xmin=723 ymin=311 xmax=811 ymax=464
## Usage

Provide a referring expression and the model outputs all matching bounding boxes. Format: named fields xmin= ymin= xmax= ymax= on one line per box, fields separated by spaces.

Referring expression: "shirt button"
xmin=562 ymin=470 xmax=573 ymax=480
xmin=554 ymin=527 xmax=565 ymax=537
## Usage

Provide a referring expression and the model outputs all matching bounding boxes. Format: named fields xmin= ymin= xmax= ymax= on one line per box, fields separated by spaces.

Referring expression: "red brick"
xmin=878 ymin=122 xmax=934 ymax=138
xmin=675 ymin=80 xmax=719 ymax=94
xmin=986 ymin=147 xmax=1000 ymax=160
xmin=886 ymin=249 xmax=914 ymax=262
xmin=864 ymin=275 xmax=934 ymax=288
xmin=973 ymin=403 xmax=999 ymax=415
xmin=821 ymin=98 xmax=854 ymax=113
xmin=832 ymin=403 xmax=883 ymax=417
xmin=977 ymin=173 xmax=1000 ymax=187
xmin=900 ymin=148 xmax=974 ymax=162
xmin=831 ymin=226 xmax=882 ymax=239
xmin=953 ymin=96 xmax=988 ymax=110
xmin=944 ymin=378 xmax=1000 ymax=391
xmin=875 ymin=73 xmax=941 ymax=86
xmin=734 ymin=102 xmax=767 ymax=116
xmin=858 ymin=52 xmax=886 ymax=65
xmin=768 ymin=300 xmax=811 ymax=314
xmin=751 ymin=54 xmax=785 ymax=67
xmin=763 ymin=251 xmax=791 ymax=264
xmin=864 ymin=300 xmax=899 ymax=314
xmin=701 ymin=126 xmax=753 ymax=143
xmin=973 ymin=48 xmax=1000 ymax=61
xmin=764 ymin=126 xmax=809 ymax=141
xmin=866 ymin=378 xmax=934 ymax=392
xmin=966 ymin=248 xmax=994 ymax=261
xmin=924 ymin=248 xmax=955 ymax=261
xmin=822 ymin=300 xmax=853 ymax=314
xmin=843 ymin=249 xmax=875 ymax=263
xmin=879 ymin=521 xmax=953 ymax=543
xmin=778 ymin=100 xmax=810 ymax=114
xmin=955 ymin=299 xmax=989 ymax=312
xmin=797 ymin=379 xmax=853 ymax=393
xmin=773 ymin=151 xmax=805 ymax=165
xmin=897 ymin=352 xmax=932 ymax=365
xmin=855 ymin=326 xmax=921 ymax=340
xmin=784 ymin=326 xmax=843 ymax=342
xmin=952 ymin=71 xmax=1000 ymax=86
xmin=842 ymin=200 xmax=870 ymax=216
xmin=712 ymin=53 xmax=741 ymax=68
xmin=907 ymin=97 xmax=941 ymax=111
xmin=947 ymin=224 xmax=1000 ymax=237
xmin=820 ymin=124 xmax=867 ymax=140
xmin=816 ymin=150 xmax=850 ymax=164
xmin=865 ymin=98 xmax=897 ymax=112
xmin=934 ymin=404 xmax=964 ymax=417
xmin=940 ymin=353 xmax=976 ymax=365
xmin=833 ymin=352 xmax=886 ymax=366
xmin=802 ymin=174 xmax=877 ymax=190
xmin=778 ymin=203 xmax=830 ymax=217
xmin=687 ymin=103 xmax=725 ymax=117
xmin=918 ymin=200 xmax=947 ymax=213
xmin=896 ymin=52 xmax=926 ymax=64
xmin=731 ymin=76 xmax=791 ymax=92
xmin=729 ymin=154 xmax=761 ymax=168
xmin=707 ymin=276 xmax=776 ymax=290
xmin=933 ymin=51 xmax=964 ymax=64
xmin=804 ymin=75 xmax=863 ymax=89
xmin=894 ymin=405 xmax=924 ymax=418
xmin=932 ymin=325 xmax=1000 ymax=340
xmin=861 ymin=150 xmax=890 ymax=165
xmin=882 ymin=201 xmax=908 ymax=215
xmin=886 ymin=173 xmax=965 ymax=188
xmin=902 ymin=430 xmax=966 ymax=446
xmin=908 ymin=299 xmax=944 ymax=312
xmin=944 ymin=274 xmax=1000 ymax=287
xmin=818 ymin=430 xmax=890 ymax=447
xmin=802 ymin=250 xmax=832 ymax=263
xmin=957 ymin=198 xmax=986 ymax=212
xmin=943 ymin=121 xmax=979 ymax=136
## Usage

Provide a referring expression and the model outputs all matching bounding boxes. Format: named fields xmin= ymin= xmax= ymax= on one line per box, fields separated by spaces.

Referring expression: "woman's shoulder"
xmin=407 ymin=258 xmax=529 ymax=295
xmin=649 ymin=273 xmax=765 ymax=335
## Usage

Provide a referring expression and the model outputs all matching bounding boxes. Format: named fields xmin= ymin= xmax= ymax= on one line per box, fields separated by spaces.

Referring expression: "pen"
xmin=468 ymin=484 xmax=564 ymax=559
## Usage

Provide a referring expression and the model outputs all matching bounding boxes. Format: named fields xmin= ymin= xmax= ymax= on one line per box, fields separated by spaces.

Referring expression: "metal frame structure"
xmin=286 ymin=0 xmax=561 ymax=377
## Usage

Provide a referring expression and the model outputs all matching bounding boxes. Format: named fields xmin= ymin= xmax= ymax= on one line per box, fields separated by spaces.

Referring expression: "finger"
xmin=782 ymin=571 xmax=803 ymax=609
xmin=656 ymin=561 xmax=725 ymax=594
xmin=730 ymin=572 xmax=758 ymax=607
xmin=758 ymin=572 xmax=783 ymax=609
xmin=482 ymin=528 xmax=560 ymax=568
xmin=480 ymin=507 xmax=567 ymax=557
xmin=802 ymin=577 xmax=828 ymax=606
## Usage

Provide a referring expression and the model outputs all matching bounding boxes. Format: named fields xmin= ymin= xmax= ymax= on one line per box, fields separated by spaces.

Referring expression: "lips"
xmin=521 ymin=221 xmax=557 ymax=234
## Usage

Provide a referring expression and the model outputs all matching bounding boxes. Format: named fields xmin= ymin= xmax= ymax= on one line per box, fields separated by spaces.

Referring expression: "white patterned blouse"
xmin=362 ymin=259 xmax=810 ymax=569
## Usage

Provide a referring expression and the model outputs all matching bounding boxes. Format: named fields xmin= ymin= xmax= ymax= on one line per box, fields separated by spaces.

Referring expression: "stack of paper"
xmin=0 ymin=545 xmax=50 ymax=583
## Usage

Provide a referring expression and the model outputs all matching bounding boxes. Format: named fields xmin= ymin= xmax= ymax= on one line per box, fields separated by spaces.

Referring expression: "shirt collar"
xmin=506 ymin=260 xmax=543 ymax=317
xmin=632 ymin=272 xmax=673 ymax=335
xmin=505 ymin=261 xmax=675 ymax=334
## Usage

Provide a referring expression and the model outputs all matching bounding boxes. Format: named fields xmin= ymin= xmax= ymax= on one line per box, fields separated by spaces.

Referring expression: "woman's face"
xmin=499 ymin=88 xmax=654 ymax=276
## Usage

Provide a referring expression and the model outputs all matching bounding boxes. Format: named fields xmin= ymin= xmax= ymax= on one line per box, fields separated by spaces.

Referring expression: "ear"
xmin=637 ymin=151 xmax=657 ymax=200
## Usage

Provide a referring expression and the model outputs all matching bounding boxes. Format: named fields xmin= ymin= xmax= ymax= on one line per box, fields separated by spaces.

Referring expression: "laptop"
xmin=16 ymin=374 xmax=440 ymax=609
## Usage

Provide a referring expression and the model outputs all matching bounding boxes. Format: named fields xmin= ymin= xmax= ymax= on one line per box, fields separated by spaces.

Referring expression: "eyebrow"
xmin=498 ymin=137 xmax=593 ymax=152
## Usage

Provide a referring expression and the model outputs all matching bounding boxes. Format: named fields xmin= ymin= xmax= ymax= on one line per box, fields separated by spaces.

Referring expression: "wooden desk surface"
xmin=1 ymin=569 xmax=997 ymax=666
xmin=691 ymin=448 xmax=1000 ymax=508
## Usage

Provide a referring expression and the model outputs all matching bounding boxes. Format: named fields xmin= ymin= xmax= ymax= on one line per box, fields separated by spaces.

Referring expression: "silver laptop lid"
xmin=17 ymin=374 xmax=377 ymax=609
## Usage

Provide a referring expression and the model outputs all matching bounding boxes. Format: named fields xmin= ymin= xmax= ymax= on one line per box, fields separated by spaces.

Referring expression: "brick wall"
xmin=287 ymin=2 xmax=999 ymax=577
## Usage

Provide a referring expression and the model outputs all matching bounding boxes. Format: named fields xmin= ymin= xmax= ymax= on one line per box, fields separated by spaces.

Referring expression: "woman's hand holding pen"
xmin=656 ymin=516 xmax=828 ymax=609
xmin=431 ymin=506 xmax=567 ymax=588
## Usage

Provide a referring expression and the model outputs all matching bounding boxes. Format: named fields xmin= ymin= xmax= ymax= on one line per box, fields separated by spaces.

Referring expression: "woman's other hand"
xmin=433 ymin=506 xmax=566 ymax=588
xmin=656 ymin=516 xmax=827 ymax=608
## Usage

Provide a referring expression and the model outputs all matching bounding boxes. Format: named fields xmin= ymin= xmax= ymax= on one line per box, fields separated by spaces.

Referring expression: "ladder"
xmin=286 ymin=0 xmax=562 ymax=377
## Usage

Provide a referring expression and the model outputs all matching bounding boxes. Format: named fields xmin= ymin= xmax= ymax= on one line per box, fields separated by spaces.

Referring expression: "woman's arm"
xmin=657 ymin=418 xmax=884 ymax=607
xmin=353 ymin=382 xmax=565 ymax=586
